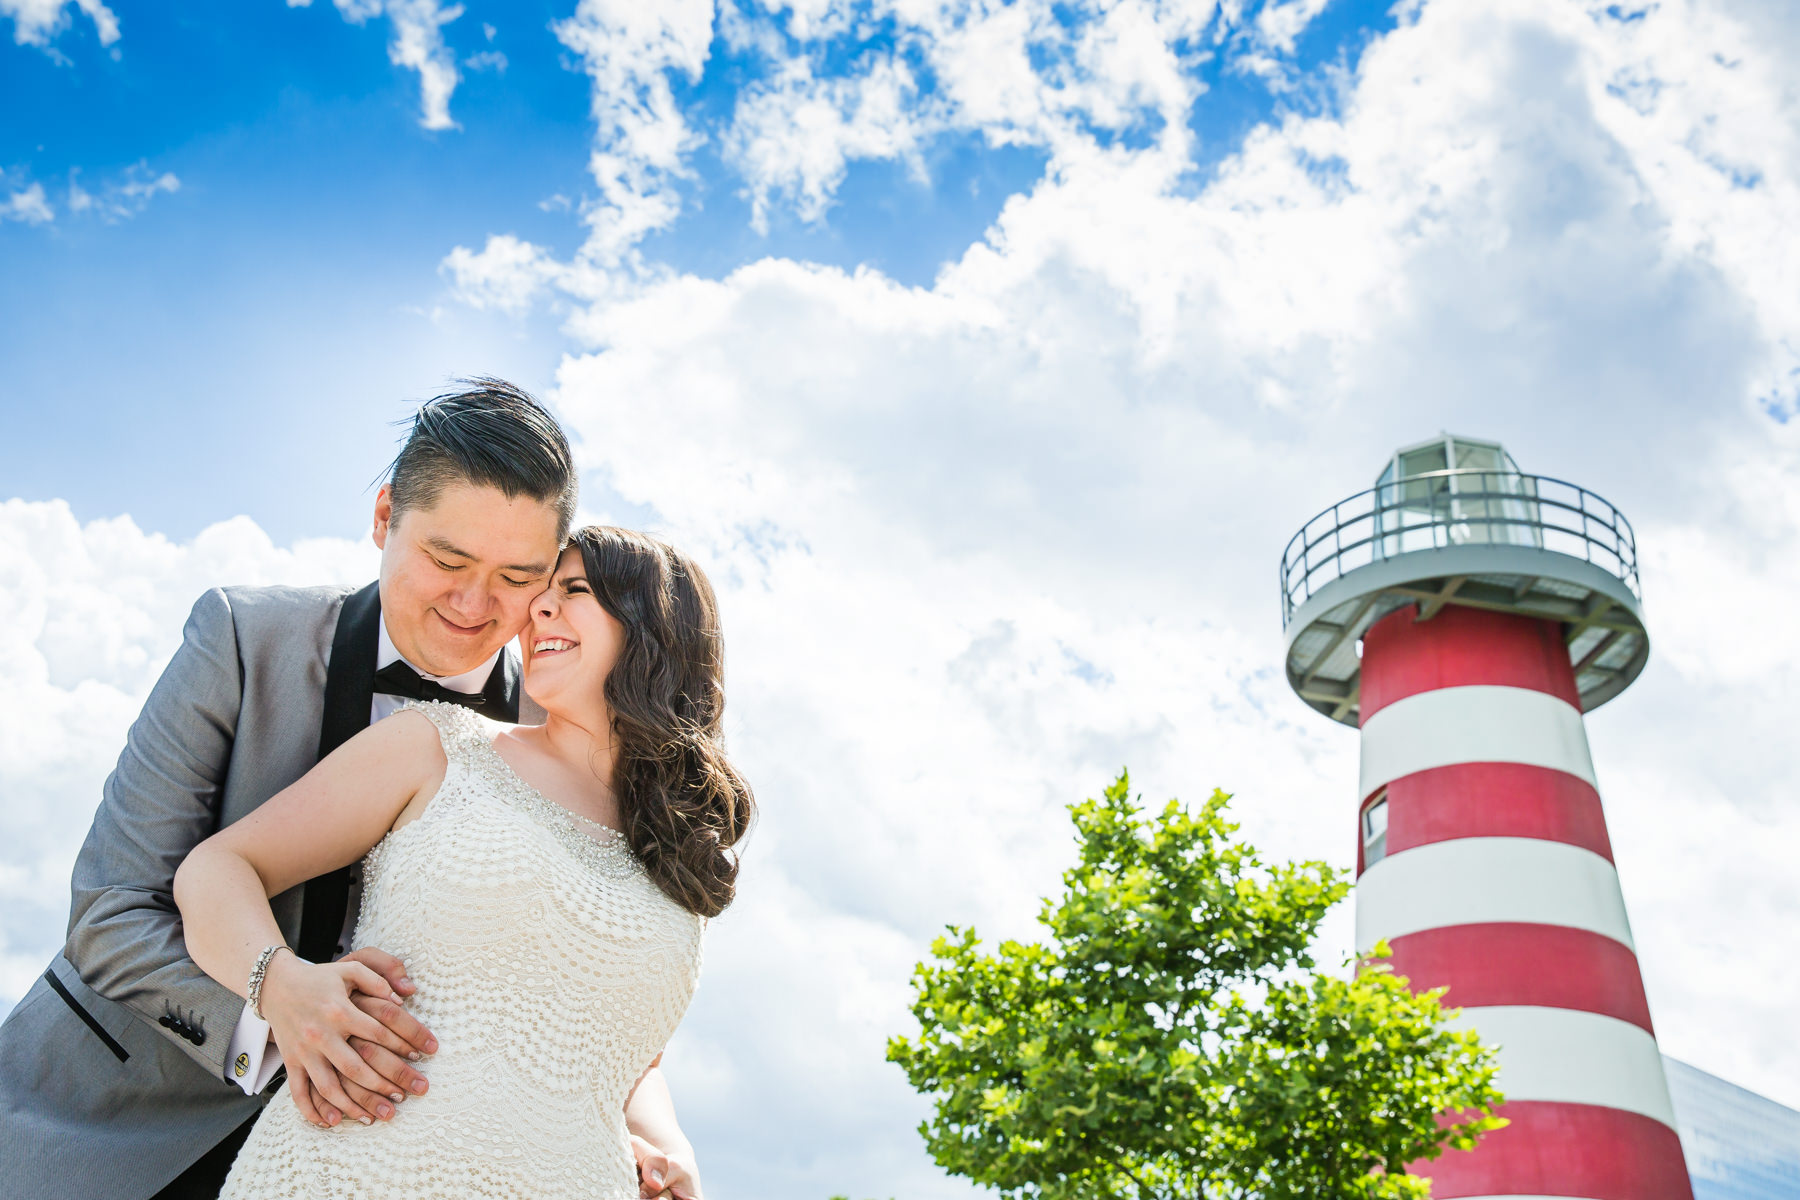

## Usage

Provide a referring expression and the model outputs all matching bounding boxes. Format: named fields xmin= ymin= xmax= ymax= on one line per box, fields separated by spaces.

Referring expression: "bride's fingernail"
xmin=390 ymin=1092 xmax=404 ymax=1104
xmin=358 ymin=1115 xmax=372 ymax=1126
xmin=411 ymin=1078 xmax=428 ymax=1094
xmin=408 ymin=1051 xmax=423 ymax=1061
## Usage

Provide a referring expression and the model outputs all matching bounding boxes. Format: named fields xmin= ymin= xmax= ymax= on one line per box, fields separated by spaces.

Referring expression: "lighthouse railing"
xmin=1280 ymin=470 xmax=1639 ymax=627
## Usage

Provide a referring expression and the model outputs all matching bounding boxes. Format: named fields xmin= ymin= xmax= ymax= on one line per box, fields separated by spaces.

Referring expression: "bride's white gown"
xmin=220 ymin=701 xmax=704 ymax=1199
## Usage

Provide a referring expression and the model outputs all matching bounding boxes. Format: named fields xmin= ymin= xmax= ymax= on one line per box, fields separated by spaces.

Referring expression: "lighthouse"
xmin=1279 ymin=435 xmax=1691 ymax=1198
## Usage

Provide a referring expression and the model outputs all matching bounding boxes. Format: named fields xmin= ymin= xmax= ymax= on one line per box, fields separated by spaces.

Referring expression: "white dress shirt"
xmin=223 ymin=618 xmax=502 ymax=1094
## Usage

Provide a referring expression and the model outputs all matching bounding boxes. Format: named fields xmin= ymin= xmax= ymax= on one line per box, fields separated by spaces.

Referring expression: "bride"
xmin=173 ymin=525 xmax=754 ymax=1199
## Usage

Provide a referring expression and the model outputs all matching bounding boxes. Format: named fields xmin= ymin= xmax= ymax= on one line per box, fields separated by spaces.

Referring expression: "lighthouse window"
xmin=1453 ymin=442 xmax=1503 ymax=472
xmin=1361 ymin=795 xmax=1389 ymax=868
xmin=1399 ymin=444 xmax=1448 ymax=478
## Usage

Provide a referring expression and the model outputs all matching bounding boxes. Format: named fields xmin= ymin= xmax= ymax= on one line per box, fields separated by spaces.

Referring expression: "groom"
xmin=0 ymin=381 xmax=697 ymax=1198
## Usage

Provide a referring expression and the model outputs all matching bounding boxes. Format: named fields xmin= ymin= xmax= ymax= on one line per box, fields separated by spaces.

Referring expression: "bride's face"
xmin=521 ymin=546 xmax=627 ymax=714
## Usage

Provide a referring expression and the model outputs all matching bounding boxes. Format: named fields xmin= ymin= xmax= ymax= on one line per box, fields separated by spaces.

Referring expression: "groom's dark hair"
xmin=386 ymin=377 xmax=578 ymax=541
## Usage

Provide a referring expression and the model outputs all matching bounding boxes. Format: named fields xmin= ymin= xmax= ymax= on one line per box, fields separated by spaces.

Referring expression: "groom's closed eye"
xmin=429 ymin=557 xmax=534 ymax=586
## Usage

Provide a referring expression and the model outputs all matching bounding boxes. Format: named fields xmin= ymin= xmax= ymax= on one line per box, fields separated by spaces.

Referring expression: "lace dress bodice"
xmin=220 ymin=701 xmax=705 ymax=1199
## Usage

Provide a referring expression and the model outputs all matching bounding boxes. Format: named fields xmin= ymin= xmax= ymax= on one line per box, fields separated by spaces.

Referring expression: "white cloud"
xmin=116 ymin=164 xmax=179 ymax=204
xmin=2 ymin=180 xmax=53 ymax=224
xmin=446 ymin=0 xmax=1344 ymax=296
xmin=1 ymin=0 xmax=117 ymax=48
xmin=714 ymin=0 xmax=1225 ymax=239
xmin=292 ymin=0 xmax=465 ymax=131
xmin=80 ymin=161 xmax=179 ymax=222
xmin=1254 ymin=0 xmax=1334 ymax=56
xmin=0 ymin=501 xmax=374 ymax=1003
xmin=3 ymin=162 xmax=180 ymax=226
xmin=449 ymin=0 xmax=1324 ymax=298
xmin=439 ymin=233 xmax=566 ymax=313
xmin=529 ymin=0 xmax=1800 ymax=1191
xmin=380 ymin=0 xmax=463 ymax=130
xmin=725 ymin=51 xmax=931 ymax=229
xmin=551 ymin=0 xmax=716 ymax=265
xmin=1605 ymin=434 xmax=1800 ymax=1095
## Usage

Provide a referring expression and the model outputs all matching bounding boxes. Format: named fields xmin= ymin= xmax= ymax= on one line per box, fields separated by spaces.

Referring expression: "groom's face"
xmin=372 ymin=480 xmax=563 ymax=678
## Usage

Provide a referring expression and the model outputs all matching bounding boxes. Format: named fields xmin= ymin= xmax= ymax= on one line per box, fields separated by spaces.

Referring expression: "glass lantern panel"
xmin=1446 ymin=440 xmax=1541 ymax=547
xmin=1399 ymin=443 xmax=1448 ymax=478
xmin=1394 ymin=442 xmax=1449 ymax=547
xmin=1376 ymin=448 xmax=1438 ymax=556
xmin=1453 ymin=441 xmax=1503 ymax=470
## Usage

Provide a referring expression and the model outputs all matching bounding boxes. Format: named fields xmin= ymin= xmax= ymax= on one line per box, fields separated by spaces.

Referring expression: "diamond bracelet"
xmin=247 ymin=944 xmax=291 ymax=1021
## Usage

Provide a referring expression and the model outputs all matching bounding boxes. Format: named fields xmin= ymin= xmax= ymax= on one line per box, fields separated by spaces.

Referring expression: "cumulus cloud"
xmin=1 ymin=0 xmax=117 ymax=48
xmin=291 ymin=0 xmax=465 ymax=131
xmin=0 ymin=501 xmax=374 ymax=1002
xmin=445 ymin=0 xmax=1298 ymax=300
xmin=724 ymin=51 xmax=931 ymax=229
xmin=439 ymin=233 xmax=566 ymax=313
xmin=531 ymin=0 xmax=1800 ymax=1191
xmin=550 ymin=0 xmax=715 ymax=265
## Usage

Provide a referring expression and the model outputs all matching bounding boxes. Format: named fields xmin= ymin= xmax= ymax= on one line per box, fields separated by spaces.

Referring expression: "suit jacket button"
xmin=158 ymin=1015 xmax=174 ymax=1028
xmin=191 ymin=1029 xmax=205 ymax=1046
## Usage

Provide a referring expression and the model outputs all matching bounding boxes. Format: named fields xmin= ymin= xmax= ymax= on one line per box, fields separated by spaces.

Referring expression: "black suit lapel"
xmin=486 ymin=648 xmax=521 ymax=722
xmin=316 ymin=580 xmax=382 ymax=760
xmin=296 ymin=581 xmax=381 ymax=964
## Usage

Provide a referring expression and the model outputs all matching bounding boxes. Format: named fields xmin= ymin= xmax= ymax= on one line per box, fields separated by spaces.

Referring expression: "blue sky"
xmin=6 ymin=3 xmax=1800 ymax=1197
xmin=1 ymin=0 xmax=1399 ymax=544
xmin=3 ymin=0 xmax=590 ymax=541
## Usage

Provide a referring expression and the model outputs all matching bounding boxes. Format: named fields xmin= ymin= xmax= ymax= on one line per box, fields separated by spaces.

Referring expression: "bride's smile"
xmin=519 ymin=553 xmax=628 ymax=716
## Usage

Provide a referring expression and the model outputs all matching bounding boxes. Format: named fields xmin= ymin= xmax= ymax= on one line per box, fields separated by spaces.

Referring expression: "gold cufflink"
xmin=234 ymin=1052 xmax=250 ymax=1078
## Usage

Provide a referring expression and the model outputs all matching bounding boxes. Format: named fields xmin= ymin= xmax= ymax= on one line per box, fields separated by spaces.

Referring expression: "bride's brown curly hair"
xmin=573 ymin=525 xmax=755 ymax=918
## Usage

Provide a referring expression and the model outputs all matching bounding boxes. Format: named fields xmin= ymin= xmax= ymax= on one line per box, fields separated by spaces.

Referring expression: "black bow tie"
xmin=373 ymin=660 xmax=488 ymax=710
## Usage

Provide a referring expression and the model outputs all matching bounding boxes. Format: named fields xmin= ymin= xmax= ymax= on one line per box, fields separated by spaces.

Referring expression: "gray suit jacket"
xmin=0 ymin=582 xmax=536 ymax=1199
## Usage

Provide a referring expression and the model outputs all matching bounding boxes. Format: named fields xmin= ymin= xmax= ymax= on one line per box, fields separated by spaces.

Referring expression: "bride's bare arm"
xmin=174 ymin=709 xmax=446 ymax=1126
xmin=626 ymin=1054 xmax=701 ymax=1199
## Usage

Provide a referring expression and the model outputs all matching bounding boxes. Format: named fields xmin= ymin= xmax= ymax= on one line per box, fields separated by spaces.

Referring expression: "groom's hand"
xmin=262 ymin=947 xmax=436 ymax=1128
xmin=335 ymin=947 xmax=438 ymax=1122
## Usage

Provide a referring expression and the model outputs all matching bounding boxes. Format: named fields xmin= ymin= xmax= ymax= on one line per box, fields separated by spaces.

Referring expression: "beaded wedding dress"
xmin=219 ymin=701 xmax=705 ymax=1199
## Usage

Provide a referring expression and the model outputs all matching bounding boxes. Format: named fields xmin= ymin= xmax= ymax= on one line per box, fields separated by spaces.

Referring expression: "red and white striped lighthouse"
xmin=1280 ymin=435 xmax=1691 ymax=1198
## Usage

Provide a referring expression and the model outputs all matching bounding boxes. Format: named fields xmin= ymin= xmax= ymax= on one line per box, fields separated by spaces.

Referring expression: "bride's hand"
xmin=632 ymin=1133 xmax=702 ymax=1199
xmin=259 ymin=950 xmax=425 ymax=1128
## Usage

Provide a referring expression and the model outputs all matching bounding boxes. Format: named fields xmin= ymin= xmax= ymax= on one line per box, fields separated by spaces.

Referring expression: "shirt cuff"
xmin=223 ymin=1001 xmax=282 ymax=1095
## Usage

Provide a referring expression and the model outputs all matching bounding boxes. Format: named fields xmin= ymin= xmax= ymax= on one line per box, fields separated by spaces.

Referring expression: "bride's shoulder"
xmin=363 ymin=701 xmax=471 ymax=760
xmin=395 ymin=699 xmax=510 ymax=756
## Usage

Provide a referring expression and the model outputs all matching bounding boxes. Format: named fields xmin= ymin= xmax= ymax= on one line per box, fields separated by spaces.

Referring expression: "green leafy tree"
xmin=886 ymin=772 xmax=1504 ymax=1200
